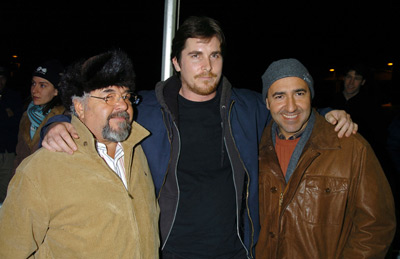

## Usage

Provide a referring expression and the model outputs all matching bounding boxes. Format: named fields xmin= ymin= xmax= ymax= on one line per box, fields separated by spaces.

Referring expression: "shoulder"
xmin=231 ymin=88 xmax=264 ymax=107
xmin=49 ymin=105 xmax=65 ymax=115
xmin=231 ymin=88 xmax=263 ymax=101
xmin=15 ymin=148 xmax=73 ymax=179
xmin=230 ymin=88 xmax=268 ymax=119
xmin=136 ymin=90 xmax=165 ymax=131
xmin=313 ymin=113 xmax=371 ymax=151
xmin=137 ymin=90 xmax=160 ymax=110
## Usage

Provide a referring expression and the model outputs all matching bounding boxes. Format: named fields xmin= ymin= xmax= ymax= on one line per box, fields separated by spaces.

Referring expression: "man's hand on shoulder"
xmin=325 ymin=110 xmax=358 ymax=138
xmin=42 ymin=122 xmax=79 ymax=155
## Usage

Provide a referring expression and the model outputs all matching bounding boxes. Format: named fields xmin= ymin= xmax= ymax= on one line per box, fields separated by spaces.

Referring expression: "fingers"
xmin=334 ymin=113 xmax=354 ymax=138
xmin=352 ymin=122 xmax=359 ymax=134
xmin=41 ymin=122 xmax=78 ymax=155
xmin=324 ymin=113 xmax=337 ymax=125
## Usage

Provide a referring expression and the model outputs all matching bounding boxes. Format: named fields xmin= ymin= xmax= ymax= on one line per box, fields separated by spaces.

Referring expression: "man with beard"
xmin=0 ymin=50 xmax=160 ymax=258
xmin=40 ymin=17 xmax=357 ymax=258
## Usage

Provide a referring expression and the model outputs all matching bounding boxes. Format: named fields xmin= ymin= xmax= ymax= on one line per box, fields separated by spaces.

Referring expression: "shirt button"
xmin=83 ymin=141 xmax=88 ymax=146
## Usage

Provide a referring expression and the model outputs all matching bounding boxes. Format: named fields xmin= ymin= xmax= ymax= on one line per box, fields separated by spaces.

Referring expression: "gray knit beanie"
xmin=261 ymin=58 xmax=314 ymax=103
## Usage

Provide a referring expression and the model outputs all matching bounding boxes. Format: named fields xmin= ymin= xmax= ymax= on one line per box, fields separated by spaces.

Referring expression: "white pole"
xmin=161 ymin=0 xmax=179 ymax=81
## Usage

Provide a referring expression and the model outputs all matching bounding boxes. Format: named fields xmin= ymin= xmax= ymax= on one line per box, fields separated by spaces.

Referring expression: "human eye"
xmin=105 ymin=93 xmax=116 ymax=103
xmin=211 ymin=52 xmax=221 ymax=59
xmin=122 ymin=92 xmax=132 ymax=100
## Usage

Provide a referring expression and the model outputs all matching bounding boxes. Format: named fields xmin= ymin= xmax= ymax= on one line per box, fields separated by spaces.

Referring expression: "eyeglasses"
xmin=90 ymin=92 xmax=140 ymax=106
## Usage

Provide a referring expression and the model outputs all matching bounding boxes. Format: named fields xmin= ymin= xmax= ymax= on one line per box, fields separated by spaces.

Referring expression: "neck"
xmin=343 ymin=90 xmax=359 ymax=100
xmin=102 ymin=141 xmax=118 ymax=158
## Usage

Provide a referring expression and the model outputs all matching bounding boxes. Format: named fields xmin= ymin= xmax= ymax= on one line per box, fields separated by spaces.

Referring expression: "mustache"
xmin=194 ymin=72 xmax=218 ymax=79
xmin=107 ymin=111 xmax=130 ymax=121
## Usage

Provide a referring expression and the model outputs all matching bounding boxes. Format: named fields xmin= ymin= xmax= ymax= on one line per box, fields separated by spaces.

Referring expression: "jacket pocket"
xmin=299 ymin=176 xmax=349 ymax=225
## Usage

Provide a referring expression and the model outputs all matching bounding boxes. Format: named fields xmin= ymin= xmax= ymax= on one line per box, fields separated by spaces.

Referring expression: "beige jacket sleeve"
xmin=0 ymin=170 xmax=50 ymax=258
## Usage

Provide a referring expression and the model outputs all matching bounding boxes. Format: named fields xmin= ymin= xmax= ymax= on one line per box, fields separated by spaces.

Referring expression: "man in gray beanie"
xmin=256 ymin=58 xmax=396 ymax=258
xmin=261 ymin=58 xmax=314 ymax=102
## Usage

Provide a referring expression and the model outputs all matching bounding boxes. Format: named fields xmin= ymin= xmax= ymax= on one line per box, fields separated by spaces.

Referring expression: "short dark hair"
xmin=59 ymin=50 xmax=136 ymax=110
xmin=171 ymin=16 xmax=226 ymax=65
xmin=345 ymin=63 xmax=369 ymax=80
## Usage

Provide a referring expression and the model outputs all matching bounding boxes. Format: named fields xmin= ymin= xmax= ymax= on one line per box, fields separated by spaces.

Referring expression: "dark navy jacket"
xmin=137 ymin=76 xmax=270 ymax=258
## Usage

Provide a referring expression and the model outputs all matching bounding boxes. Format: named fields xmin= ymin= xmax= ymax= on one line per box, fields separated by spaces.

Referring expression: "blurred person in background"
xmin=13 ymin=60 xmax=65 ymax=172
xmin=0 ymin=65 xmax=22 ymax=203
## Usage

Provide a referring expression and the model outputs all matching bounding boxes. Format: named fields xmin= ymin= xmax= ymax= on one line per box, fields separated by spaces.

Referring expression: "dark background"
xmin=1 ymin=0 xmax=399 ymax=103
xmin=2 ymin=0 xmax=400 ymax=254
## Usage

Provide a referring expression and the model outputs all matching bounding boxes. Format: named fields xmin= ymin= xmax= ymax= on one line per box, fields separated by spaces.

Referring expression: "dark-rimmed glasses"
xmin=90 ymin=92 xmax=140 ymax=106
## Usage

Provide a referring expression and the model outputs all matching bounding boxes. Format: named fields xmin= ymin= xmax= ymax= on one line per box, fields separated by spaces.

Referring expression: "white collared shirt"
xmin=96 ymin=142 xmax=127 ymax=189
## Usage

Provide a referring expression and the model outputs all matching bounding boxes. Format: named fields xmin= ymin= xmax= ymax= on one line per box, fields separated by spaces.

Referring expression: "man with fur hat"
xmin=0 ymin=50 xmax=160 ymax=258
xmin=256 ymin=58 xmax=396 ymax=258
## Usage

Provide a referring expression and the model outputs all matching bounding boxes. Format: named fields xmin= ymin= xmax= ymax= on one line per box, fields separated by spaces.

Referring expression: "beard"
xmin=188 ymin=72 xmax=219 ymax=95
xmin=102 ymin=111 xmax=132 ymax=142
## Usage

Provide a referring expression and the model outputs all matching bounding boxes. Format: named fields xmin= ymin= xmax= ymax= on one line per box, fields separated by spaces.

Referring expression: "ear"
xmin=73 ymin=99 xmax=85 ymax=119
xmin=172 ymin=57 xmax=181 ymax=72
xmin=266 ymin=98 xmax=271 ymax=110
xmin=54 ymin=89 xmax=58 ymax=96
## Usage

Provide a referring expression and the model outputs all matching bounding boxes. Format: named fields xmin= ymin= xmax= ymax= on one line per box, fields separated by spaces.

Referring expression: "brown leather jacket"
xmin=256 ymin=113 xmax=396 ymax=259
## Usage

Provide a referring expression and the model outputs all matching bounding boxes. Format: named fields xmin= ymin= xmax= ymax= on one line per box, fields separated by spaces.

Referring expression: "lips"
xmin=195 ymin=72 xmax=217 ymax=79
xmin=282 ymin=113 xmax=298 ymax=119
xmin=108 ymin=111 xmax=130 ymax=122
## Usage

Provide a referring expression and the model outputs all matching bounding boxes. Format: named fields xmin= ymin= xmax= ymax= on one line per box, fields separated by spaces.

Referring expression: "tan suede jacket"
xmin=256 ymin=113 xmax=396 ymax=259
xmin=0 ymin=116 xmax=160 ymax=258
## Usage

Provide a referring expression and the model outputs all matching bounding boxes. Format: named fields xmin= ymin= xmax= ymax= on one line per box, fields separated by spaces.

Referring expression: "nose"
xmin=202 ymin=57 xmax=212 ymax=72
xmin=286 ymin=96 xmax=297 ymax=112
xmin=31 ymin=84 xmax=39 ymax=94
xmin=114 ymin=96 xmax=129 ymax=111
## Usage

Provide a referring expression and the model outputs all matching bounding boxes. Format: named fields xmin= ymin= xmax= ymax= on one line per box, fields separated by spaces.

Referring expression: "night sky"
xmin=1 ymin=0 xmax=399 ymax=98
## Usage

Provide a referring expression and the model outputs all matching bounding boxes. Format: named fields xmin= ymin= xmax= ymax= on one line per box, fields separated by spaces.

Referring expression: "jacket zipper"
xmin=156 ymin=109 xmax=172 ymax=200
xmin=226 ymin=101 xmax=254 ymax=259
xmin=161 ymin=120 xmax=181 ymax=250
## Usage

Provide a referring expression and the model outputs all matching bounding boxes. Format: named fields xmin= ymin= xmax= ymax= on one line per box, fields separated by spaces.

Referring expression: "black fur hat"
xmin=59 ymin=50 xmax=136 ymax=109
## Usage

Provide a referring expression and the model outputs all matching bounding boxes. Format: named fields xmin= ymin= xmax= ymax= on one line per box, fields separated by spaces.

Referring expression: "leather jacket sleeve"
xmin=341 ymin=143 xmax=396 ymax=258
